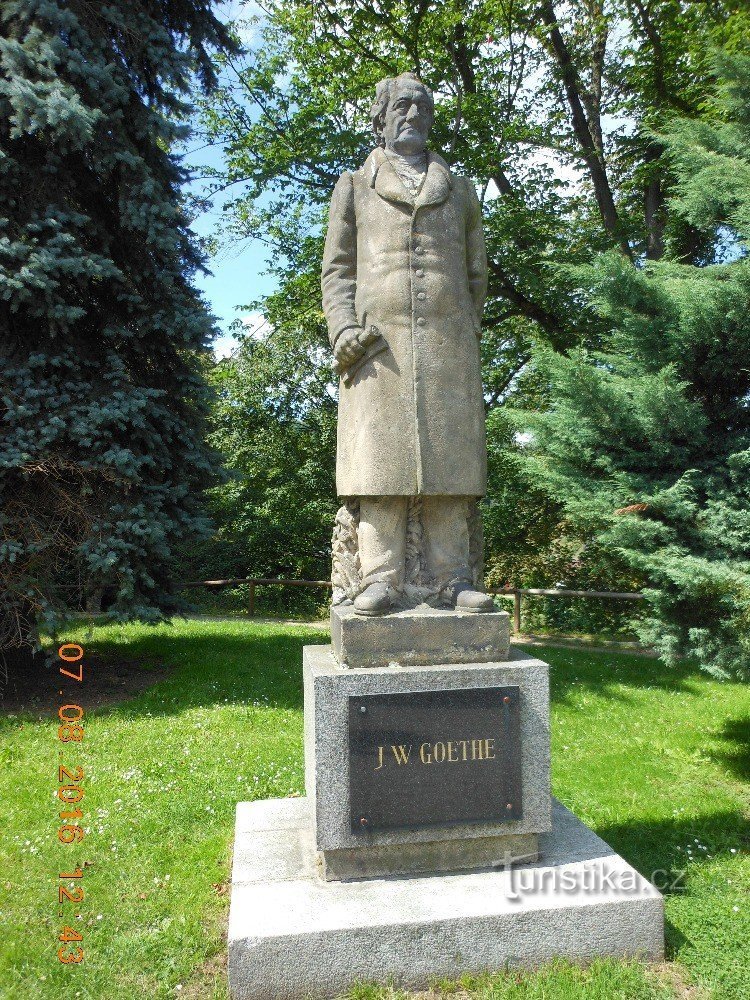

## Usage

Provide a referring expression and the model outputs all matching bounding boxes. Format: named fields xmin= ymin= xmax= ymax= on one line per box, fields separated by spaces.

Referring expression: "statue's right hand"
xmin=333 ymin=328 xmax=366 ymax=372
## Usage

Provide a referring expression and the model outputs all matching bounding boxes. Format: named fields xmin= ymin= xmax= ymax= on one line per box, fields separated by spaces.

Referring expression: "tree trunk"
xmin=644 ymin=143 xmax=666 ymax=259
xmin=539 ymin=1 xmax=632 ymax=260
xmin=645 ymin=176 xmax=665 ymax=259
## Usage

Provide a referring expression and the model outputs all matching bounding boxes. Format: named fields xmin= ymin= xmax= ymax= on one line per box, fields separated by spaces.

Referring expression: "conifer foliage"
xmin=0 ymin=1 xmax=236 ymax=665
xmin=518 ymin=54 xmax=750 ymax=680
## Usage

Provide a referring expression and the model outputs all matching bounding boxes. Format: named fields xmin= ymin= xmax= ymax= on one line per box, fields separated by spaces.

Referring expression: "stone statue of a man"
xmin=322 ymin=72 xmax=495 ymax=617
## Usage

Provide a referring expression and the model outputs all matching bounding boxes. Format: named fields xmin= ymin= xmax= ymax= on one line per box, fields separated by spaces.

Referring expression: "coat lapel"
xmin=415 ymin=153 xmax=452 ymax=209
xmin=367 ymin=148 xmax=452 ymax=209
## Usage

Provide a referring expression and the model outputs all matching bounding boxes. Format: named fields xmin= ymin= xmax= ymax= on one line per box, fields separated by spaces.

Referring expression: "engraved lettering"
xmin=375 ymin=745 xmax=384 ymax=770
xmin=407 ymin=738 xmax=501 ymax=764
xmin=391 ymin=744 xmax=412 ymax=765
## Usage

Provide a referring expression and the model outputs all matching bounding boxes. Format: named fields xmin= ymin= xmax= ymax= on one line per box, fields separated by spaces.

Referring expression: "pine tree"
xmin=516 ymin=52 xmax=750 ymax=680
xmin=0 ymin=1 xmax=236 ymax=670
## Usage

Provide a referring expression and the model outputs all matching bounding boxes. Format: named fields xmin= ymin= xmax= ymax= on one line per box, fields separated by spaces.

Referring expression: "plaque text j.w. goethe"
xmin=349 ymin=686 xmax=523 ymax=831
xmin=374 ymin=738 xmax=500 ymax=769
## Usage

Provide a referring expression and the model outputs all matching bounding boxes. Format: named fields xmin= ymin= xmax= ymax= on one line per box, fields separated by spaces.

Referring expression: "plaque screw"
xmin=503 ymin=696 xmax=511 ymax=705
xmin=506 ymin=802 xmax=513 ymax=811
xmin=359 ymin=705 xmax=367 ymax=714
xmin=359 ymin=815 xmax=369 ymax=828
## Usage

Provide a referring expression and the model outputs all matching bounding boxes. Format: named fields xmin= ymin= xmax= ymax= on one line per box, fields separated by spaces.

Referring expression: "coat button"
xmin=415 ymin=269 xmax=425 ymax=277
xmin=417 ymin=292 xmax=426 ymax=300
xmin=416 ymin=317 xmax=426 ymax=326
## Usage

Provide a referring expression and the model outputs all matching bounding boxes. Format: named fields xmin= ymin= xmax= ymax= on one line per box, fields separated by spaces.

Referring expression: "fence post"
xmin=248 ymin=582 xmax=256 ymax=617
xmin=514 ymin=591 xmax=522 ymax=634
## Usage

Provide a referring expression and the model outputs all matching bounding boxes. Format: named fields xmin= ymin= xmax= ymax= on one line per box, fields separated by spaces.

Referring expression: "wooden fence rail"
xmin=179 ymin=577 xmax=644 ymax=632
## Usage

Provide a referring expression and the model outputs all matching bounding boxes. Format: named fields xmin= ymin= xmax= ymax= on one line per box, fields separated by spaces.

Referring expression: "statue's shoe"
xmin=353 ymin=581 xmax=394 ymax=617
xmin=444 ymin=581 xmax=496 ymax=613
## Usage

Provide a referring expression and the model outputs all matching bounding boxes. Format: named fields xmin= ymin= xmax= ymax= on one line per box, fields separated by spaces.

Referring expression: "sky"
xmin=185 ymin=0 xmax=273 ymax=359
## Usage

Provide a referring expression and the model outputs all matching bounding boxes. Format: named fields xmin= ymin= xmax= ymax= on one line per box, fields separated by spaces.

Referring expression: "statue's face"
xmin=382 ymin=81 xmax=432 ymax=156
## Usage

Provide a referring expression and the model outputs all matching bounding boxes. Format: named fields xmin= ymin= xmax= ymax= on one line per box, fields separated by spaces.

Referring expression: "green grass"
xmin=349 ymin=960 xmax=677 ymax=999
xmin=3 ymin=619 xmax=749 ymax=999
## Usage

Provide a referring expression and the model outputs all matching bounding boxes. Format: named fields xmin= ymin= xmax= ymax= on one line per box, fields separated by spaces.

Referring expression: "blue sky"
xmin=187 ymin=140 xmax=276 ymax=358
xmin=186 ymin=1 xmax=274 ymax=358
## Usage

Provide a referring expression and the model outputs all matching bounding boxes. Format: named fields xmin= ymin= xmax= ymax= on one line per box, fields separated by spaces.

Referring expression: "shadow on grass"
xmin=91 ymin=631 xmax=710 ymax=722
xmin=5 ymin=625 xmax=731 ymax=731
xmin=533 ymin=644 xmax=709 ymax=706
xmin=712 ymin=715 xmax=750 ymax=781
xmin=594 ymin=808 xmax=748 ymax=890
xmin=662 ymin=919 xmax=690 ymax=963
xmin=0 ymin=625 xmax=329 ymax=731
xmin=590 ymin=808 xmax=749 ymax=962
xmin=103 ymin=627 xmax=330 ymax=718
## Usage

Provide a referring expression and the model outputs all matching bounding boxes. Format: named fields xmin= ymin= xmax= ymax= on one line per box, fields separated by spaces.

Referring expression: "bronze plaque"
xmin=348 ymin=686 xmax=522 ymax=832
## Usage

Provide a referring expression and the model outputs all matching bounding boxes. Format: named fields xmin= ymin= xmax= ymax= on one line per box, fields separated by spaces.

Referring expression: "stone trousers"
xmin=358 ymin=496 xmax=472 ymax=591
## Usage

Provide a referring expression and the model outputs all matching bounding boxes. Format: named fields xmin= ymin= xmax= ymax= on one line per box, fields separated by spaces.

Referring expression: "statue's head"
xmin=370 ymin=72 xmax=434 ymax=156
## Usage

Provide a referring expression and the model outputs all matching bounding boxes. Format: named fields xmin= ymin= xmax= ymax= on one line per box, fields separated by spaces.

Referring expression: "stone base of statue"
xmin=330 ymin=603 xmax=511 ymax=669
xmin=227 ymin=798 xmax=663 ymax=1000
xmin=303 ymin=642 xmax=547 ymax=879
xmin=227 ymin=613 xmax=663 ymax=999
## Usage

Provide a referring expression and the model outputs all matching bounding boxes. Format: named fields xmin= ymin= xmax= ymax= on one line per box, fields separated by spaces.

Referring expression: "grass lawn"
xmin=3 ymin=618 xmax=748 ymax=1000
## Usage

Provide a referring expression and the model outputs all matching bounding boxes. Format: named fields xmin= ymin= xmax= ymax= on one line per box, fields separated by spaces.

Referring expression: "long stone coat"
xmin=321 ymin=146 xmax=488 ymax=497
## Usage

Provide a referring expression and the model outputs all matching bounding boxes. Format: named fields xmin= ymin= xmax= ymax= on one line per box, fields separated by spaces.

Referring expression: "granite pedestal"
xmin=228 ymin=609 xmax=664 ymax=998
xmin=228 ymin=797 xmax=664 ymax=1000
xmin=304 ymin=643 xmax=550 ymax=879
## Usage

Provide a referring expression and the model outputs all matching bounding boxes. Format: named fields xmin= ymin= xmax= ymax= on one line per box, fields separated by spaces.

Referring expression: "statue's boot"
xmin=443 ymin=580 xmax=496 ymax=613
xmin=353 ymin=581 xmax=394 ymax=616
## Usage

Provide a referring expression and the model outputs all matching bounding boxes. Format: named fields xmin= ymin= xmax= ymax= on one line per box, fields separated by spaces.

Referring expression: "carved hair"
xmin=369 ymin=72 xmax=434 ymax=146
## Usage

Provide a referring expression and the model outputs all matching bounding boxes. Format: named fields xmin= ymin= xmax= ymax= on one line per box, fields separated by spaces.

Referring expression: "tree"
xmin=191 ymin=0 xmax=744 ymax=635
xmin=515 ymin=51 xmax=750 ymax=679
xmin=184 ymin=327 xmax=338 ymax=590
xmin=0 ymin=1 xmax=237 ymax=670
xmin=200 ymin=1 xmax=745 ymax=360
xmin=194 ymin=0 xmax=746 ymax=412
